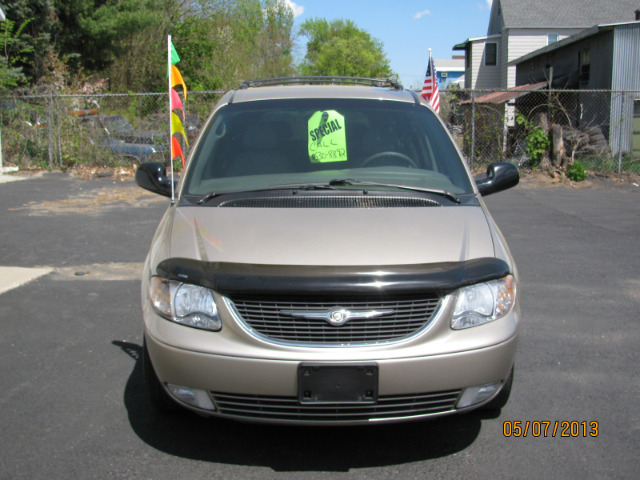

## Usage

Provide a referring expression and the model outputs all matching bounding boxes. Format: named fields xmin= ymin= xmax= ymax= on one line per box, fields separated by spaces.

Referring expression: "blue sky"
xmin=285 ymin=0 xmax=493 ymax=89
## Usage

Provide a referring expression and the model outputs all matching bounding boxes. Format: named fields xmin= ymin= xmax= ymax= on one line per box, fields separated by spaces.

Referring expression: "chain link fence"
xmin=0 ymin=91 xmax=223 ymax=171
xmin=1 ymin=89 xmax=639 ymax=174
xmin=440 ymin=89 xmax=640 ymax=175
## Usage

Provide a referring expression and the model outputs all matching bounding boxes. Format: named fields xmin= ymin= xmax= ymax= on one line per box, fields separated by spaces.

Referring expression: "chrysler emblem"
xmin=280 ymin=307 xmax=394 ymax=327
xmin=328 ymin=309 xmax=350 ymax=326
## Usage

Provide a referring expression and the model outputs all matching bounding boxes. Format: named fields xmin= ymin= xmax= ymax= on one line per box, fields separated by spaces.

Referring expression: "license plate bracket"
xmin=298 ymin=364 xmax=378 ymax=404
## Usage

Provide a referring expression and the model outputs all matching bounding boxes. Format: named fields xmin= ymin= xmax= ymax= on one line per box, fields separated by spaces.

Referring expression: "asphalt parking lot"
xmin=0 ymin=171 xmax=639 ymax=479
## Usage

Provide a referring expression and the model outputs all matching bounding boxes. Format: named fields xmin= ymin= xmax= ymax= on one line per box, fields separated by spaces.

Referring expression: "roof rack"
xmin=239 ymin=76 xmax=403 ymax=90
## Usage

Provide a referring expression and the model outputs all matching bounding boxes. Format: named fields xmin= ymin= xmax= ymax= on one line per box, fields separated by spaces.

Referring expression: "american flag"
xmin=421 ymin=50 xmax=440 ymax=114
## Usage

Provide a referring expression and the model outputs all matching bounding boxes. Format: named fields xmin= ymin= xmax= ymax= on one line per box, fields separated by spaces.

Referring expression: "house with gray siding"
xmin=454 ymin=0 xmax=640 ymax=90
xmin=512 ymin=21 xmax=640 ymax=156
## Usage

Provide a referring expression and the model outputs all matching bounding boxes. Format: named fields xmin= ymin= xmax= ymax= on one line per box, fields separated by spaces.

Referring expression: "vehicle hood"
xmin=167 ymin=206 xmax=495 ymax=266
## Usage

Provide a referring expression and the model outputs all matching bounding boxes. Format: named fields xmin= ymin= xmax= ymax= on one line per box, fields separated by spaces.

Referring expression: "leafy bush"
xmin=566 ymin=161 xmax=587 ymax=182
xmin=524 ymin=127 xmax=550 ymax=166
xmin=516 ymin=114 xmax=549 ymax=167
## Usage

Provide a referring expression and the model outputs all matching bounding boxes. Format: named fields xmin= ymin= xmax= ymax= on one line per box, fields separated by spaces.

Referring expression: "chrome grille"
xmin=211 ymin=390 xmax=461 ymax=422
xmin=227 ymin=295 xmax=441 ymax=345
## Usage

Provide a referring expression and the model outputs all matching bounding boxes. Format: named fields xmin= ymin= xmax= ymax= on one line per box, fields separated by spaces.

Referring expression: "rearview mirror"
xmin=135 ymin=162 xmax=175 ymax=198
xmin=475 ymin=162 xmax=519 ymax=196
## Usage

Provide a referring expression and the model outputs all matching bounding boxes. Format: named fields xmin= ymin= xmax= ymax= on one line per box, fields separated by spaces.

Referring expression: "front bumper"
xmin=145 ymin=328 xmax=517 ymax=424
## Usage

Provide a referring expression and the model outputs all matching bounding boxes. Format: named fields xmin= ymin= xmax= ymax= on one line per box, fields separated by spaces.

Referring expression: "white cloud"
xmin=282 ymin=0 xmax=304 ymax=17
xmin=413 ymin=9 xmax=431 ymax=20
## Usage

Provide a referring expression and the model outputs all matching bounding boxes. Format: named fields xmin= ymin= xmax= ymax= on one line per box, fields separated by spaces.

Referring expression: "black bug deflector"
xmin=156 ymin=257 xmax=511 ymax=296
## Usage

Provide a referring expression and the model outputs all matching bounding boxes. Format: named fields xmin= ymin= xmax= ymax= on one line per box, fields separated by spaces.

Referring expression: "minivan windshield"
xmin=182 ymin=98 xmax=473 ymax=197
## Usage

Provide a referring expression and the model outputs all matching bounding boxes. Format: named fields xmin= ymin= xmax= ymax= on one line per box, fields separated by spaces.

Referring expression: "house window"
xmin=547 ymin=33 xmax=559 ymax=45
xmin=485 ymin=43 xmax=497 ymax=66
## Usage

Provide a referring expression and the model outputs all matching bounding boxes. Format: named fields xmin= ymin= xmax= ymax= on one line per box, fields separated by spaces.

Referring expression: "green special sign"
xmin=308 ymin=110 xmax=347 ymax=163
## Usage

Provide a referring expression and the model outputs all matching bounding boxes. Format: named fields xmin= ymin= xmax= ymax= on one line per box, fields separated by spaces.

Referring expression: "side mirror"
xmin=135 ymin=162 xmax=175 ymax=198
xmin=475 ymin=161 xmax=519 ymax=196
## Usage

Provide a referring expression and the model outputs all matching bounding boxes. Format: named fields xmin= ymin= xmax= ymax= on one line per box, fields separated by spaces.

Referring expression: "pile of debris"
xmin=560 ymin=125 xmax=611 ymax=161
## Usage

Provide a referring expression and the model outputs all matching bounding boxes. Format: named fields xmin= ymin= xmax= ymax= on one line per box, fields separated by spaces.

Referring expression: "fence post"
xmin=470 ymin=91 xmax=476 ymax=169
xmin=47 ymin=94 xmax=54 ymax=168
xmin=502 ymin=102 xmax=510 ymax=158
xmin=55 ymin=95 xmax=62 ymax=167
xmin=617 ymin=92 xmax=625 ymax=175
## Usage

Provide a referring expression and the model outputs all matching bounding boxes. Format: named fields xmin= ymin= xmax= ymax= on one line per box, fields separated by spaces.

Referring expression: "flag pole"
xmin=428 ymin=48 xmax=433 ymax=86
xmin=168 ymin=34 xmax=175 ymax=203
xmin=422 ymin=48 xmax=440 ymax=115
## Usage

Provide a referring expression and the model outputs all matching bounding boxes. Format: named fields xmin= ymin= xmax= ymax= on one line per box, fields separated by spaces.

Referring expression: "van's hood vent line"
xmin=216 ymin=195 xmax=440 ymax=208
xmin=156 ymin=257 xmax=510 ymax=295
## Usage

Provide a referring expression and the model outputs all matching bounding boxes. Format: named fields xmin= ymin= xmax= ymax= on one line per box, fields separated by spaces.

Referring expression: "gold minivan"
xmin=136 ymin=77 xmax=520 ymax=424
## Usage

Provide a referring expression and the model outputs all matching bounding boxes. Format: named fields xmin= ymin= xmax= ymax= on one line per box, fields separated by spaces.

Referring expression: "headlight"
xmin=451 ymin=275 xmax=515 ymax=329
xmin=149 ymin=276 xmax=222 ymax=331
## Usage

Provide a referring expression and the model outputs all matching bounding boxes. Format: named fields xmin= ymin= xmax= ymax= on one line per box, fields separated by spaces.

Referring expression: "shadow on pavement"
xmin=113 ymin=340 xmax=486 ymax=472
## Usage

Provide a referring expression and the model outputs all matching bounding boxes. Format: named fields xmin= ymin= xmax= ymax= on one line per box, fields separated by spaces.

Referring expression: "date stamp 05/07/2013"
xmin=503 ymin=421 xmax=599 ymax=438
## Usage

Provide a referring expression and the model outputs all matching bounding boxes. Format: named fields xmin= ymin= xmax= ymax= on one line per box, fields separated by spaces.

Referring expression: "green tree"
xmin=298 ymin=18 xmax=392 ymax=77
xmin=53 ymin=0 xmax=177 ymax=92
xmin=94 ymin=0 xmax=167 ymax=91
xmin=174 ymin=0 xmax=295 ymax=91
xmin=52 ymin=0 xmax=100 ymax=74
xmin=2 ymin=0 xmax=296 ymax=92
xmin=0 ymin=0 xmax=54 ymax=86
xmin=0 ymin=19 xmax=32 ymax=91
xmin=257 ymin=0 xmax=295 ymax=78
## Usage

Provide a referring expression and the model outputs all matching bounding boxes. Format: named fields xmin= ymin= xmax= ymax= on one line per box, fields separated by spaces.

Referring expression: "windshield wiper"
xmin=197 ymin=191 xmax=218 ymax=204
xmin=195 ymin=183 xmax=338 ymax=205
xmin=270 ymin=182 xmax=339 ymax=191
xmin=328 ymin=179 xmax=461 ymax=204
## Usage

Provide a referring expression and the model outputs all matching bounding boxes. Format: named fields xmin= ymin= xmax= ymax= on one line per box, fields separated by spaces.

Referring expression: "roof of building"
xmin=453 ymin=34 xmax=501 ymax=50
xmin=434 ymin=58 xmax=465 ymax=72
xmin=491 ymin=0 xmax=640 ymax=29
xmin=509 ymin=21 xmax=640 ymax=66
xmin=460 ymin=81 xmax=547 ymax=104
